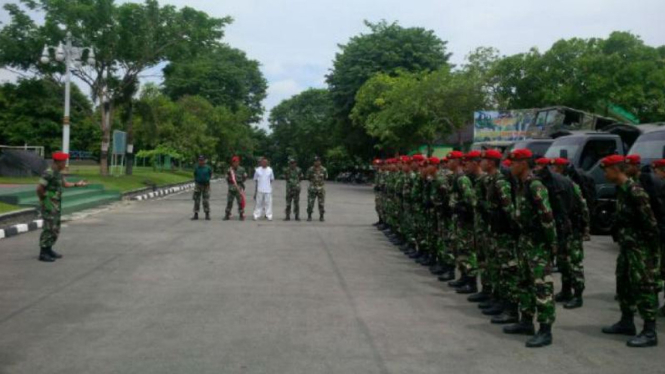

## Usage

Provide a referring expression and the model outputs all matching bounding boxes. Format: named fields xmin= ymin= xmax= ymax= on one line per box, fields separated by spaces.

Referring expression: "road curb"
xmin=0 ymin=219 xmax=43 ymax=240
xmin=131 ymin=182 xmax=196 ymax=201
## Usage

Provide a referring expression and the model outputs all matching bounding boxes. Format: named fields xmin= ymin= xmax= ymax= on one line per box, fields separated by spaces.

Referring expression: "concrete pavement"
xmin=0 ymin=180 xmax=663 ymax=374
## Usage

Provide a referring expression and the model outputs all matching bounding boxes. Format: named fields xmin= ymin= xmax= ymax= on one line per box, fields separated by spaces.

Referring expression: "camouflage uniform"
xmin=515 ymin=175 xmax=557 ymax=325
xmin=561 ymin=182 xmax=589 ymax=294
xmin=474 ymin=173 xmax=492 ymax=292
xmin=452 ymin=173 xmax=478 ymax=277
xmin=39 ymin=168 xmax=64 ymax=248
xmin=306 ymin=166 xmax=328 ymax=215
xmin=434 ymin=168 xmax=455 ymax=268
xmin=193 ymin=165 xmax=212 ymax=214
xmin=485 ymin=171 xmax=519 ymax=304
xmin=284 ymin=166 xmax=303 ymax=217
xmin=225 ymin=166 xmax=248 ymax=216
xmin=614 ymin=179 xmax=660 ymax=322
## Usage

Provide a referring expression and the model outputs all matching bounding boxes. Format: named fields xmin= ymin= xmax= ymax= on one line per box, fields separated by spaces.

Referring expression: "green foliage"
xmin=0 ymin=77 xmax=99 ymax=154
xmin=162 ymin=45 xmax=267 ymax=124
xmin=268 ymin=88 xmax=336 ymax=170
xmin=491 ymin=32 xmax=665 ymax=122
xmin=326 ymin=20 xmax=451 ymax=158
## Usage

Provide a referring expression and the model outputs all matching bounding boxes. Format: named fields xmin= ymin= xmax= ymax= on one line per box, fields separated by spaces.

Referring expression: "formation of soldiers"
xmin=191 ymin=155 xmax=328 ymax=222
xmin=372 ymin=149 xmax=665 ymax=348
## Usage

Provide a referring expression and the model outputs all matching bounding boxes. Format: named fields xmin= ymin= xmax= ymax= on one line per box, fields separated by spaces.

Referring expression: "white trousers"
xmin=253 ymin=192 xmax=273 ymax=220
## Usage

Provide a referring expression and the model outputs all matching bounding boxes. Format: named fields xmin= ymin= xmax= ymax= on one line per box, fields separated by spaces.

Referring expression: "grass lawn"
xmin=0 ymin=201 xmax=21 ymax=214
xmin=0 ymin=165 xmax=193 ymax=193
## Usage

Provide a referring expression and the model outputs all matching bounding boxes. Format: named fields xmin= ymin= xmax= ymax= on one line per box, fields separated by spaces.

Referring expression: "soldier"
xmin=503 ymin=148 xmax=557 ymax=348
xmin=551 ymin=157 xmax=590 ymax=309
xmin=434 ymin=157 xmax=456 ymax=282
xmin=306 ymin=156 xmax=328 ymax=221
xmin=447 ymin=151 xmax=478 ymax=294
xmin=468 ymin=151 xmax=491 ymax=302
xmin=224 ymin=156 xmax=248 ymax=221
xmin=192 ymin=155 xmax=212 ymax=221
xmin=652 ymin=159 xmax=665 ymax=317
xmin=601 ymin=155 xmax=659 ymax=347
xmin=284 ymin=157 xmax=304 ymax=221
xmin=36 ymin=152 xmax=88 ymax=262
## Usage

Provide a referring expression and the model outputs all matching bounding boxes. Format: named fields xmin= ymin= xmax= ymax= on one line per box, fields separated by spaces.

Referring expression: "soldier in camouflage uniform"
xmin=36 ymin=152 xmax=88 ymax=262
xmin=372 ymin=159 xmax=385 ymax=227
xmin=551 ymin=157 xmax=590 ymax=309
xmin=466 ymin=151 xmax=490 ymax=300
xmin=284 ymin=158 xmax=304 ymax=221
xmin=306 ymin=157 xmax=328 ymax=221
xmin=601 ymin=155 xmax=659 ymax=348
xmin=192 ymin=155 xmax=212 ymax=221
xmin=480 ymin=150 xmax=520 ymax=324
xmin=435 ymin=157 xmax=457 ymax=282
xmin=503 ymin=149 xmax=557 ymax=348
xmin=224 ymin=156 xmax=248 ymax=221
xmin=406 ymin=155 xmax=427 ymax=259
xmin=652 ymin=159 xmax=665 ymax=317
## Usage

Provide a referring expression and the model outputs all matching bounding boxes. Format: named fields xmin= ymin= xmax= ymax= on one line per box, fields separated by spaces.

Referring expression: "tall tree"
xmin=162 ymin=45 xmax=267 ymax=124
xmin=326 ymin=20 xmax=451 ymax=159
xmin=0 ymin=0 xmax=231 ymax=174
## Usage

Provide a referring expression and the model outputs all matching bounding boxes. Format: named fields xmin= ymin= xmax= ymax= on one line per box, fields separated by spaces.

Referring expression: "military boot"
xmin=307 ymin=213 xmax=312 ymax=222
xmin=467 ymin=288 xmax=491 ymax=303
xmin=564 ymin=290 xmax=583 ymax=309
xmin=456 ymin=276 xmax=478 ymax=294
xmin=448 ymin=275 xmax=467 ymax=288
xmin=48 ymin=247 xmax=63 ymax=259
xmin=223 ymin=213 xmax=230 ymax=221
xmin=191 ymin=213 xmax=199 ymax=220
xmin=503 ymin=316 xmax=535 ymax=335
xmin=295 ymin=213 xmax=300 ymax=221
xmin=205 ymin=212 xmax=210 ymax=221
xmin=320 ymin=214 xmax=325 ymax=222
xmin=478 ymin=299 xmax=494 ymax=310
xmin=627 ymin=320 xmax=658 ymax=348
xmin=554 ymin=283 xmax=573 ymax=303
xmin=602 ymin=313 xmax=637 ymax=336
xmin=39 ymin=247 xmax=56 ymax=263
xmin=284 ymin=214 xmax=291 ymax=221
xmin=482 ymin=300 xmax=505 ymax=316
xmin=239 ymin=214 xmax=245 ymax=221
xmin=438 ymin=267 xmax=455 ymax=282
xmin=491 ymin=302 xmax=519 ymax=324
xmin=526 ymin=324 xmax=553 ymax=348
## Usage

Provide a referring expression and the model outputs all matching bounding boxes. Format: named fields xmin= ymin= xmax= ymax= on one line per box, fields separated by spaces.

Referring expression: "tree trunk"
xmin=100 ymin=100 xmax=111 ymax=176
xmin=125 ymin=100 xmax=135 ymax=176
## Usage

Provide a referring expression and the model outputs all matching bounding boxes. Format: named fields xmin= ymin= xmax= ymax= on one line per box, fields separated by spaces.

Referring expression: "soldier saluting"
xmin=36 ymin=152 xmax=88 ymax=262
xmin=306 ymin=156 xmax=328 ymax=222
xmin=224 ymin=156 xmax=248 ymax=221
xmin=284 ymin=157 xmax=303 ymax=221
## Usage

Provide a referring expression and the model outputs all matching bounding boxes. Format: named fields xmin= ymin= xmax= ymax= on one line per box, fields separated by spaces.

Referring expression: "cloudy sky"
xmin=2 ymin=0 xmax=665 ymax=129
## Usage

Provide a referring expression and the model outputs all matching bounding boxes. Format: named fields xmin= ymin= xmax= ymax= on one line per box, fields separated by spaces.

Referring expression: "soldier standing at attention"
xmin=36 ymin=152 xmax=88 ymax=262
xmin=652 ymin=159 xmax=665 ymax=317
xmin=224 ymin=156 xmax=248 ymax=221
xmin=284 ymin=157 xmax=304 ymax=221
xmin=601 ymin=155 xmax=659 ymax=348
xmin=306 ymin=156 xmax=328 ymax=222
xmin=192 ymin=155 xmax=212 ymax=221
xmin=503 ymin=149 xmax=557 ymax=348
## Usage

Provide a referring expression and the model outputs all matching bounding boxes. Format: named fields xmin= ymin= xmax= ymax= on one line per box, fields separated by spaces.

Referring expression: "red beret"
xmin=52 ymin=152 xmax=69 ymax=161
xmin=400 ymin=155 xmax=411 ymax=163
xmin=535 ymin=157 xmax=551 ymax=166
xmin=442 ymin=157 xmax=449 ymax=162
xmin=652 ymin=159 xmax=665 ymax=169
xmin=231 ymin=156 xmax=241 ymax=163
xmin=464 ymin=150 xmax=482 ymax=160
xmin=483 ymin=150 xmax=503 ymax=160
xmin=509 ymin=148 xmax=533 ymax=161
xmin=412 ymin=154 xmax=425 ymax=162
xmin=502 ymin=159 xmax=512 ymax=167
xmin=428 ymin=157 xmax=440 ymax=165
xmin=447 ymin=151 xmax=464 ymax=160
xmin=600 ymin=155 xmax=625 ymax=168
xmin=552 ymin=158 xmax=569 ymax=166
xmin=625 ymin=154 xmax=641 ymax=165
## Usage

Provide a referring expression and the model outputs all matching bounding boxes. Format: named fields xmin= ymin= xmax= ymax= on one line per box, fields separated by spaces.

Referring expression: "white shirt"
xmin=254 ymin=166 xmax=275 ymax=193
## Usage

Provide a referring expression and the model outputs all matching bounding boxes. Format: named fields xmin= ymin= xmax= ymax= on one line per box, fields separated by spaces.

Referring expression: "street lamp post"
xmin=40 ymin=31 xmax=95 ymax=164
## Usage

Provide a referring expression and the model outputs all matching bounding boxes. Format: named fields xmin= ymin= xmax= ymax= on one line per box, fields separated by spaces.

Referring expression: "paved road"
xmin=0 ymin=181 xmax=663 ymax=374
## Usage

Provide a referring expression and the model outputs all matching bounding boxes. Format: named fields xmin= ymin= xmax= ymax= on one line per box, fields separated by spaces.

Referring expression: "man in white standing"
xmin=253 ymin=157 xmax=275 ymax=221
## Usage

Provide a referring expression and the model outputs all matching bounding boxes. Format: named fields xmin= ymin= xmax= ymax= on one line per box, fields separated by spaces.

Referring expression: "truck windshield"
xmin=628 ymin=130 xmax=665 ymax=160
xmin=545 ymin=137 xmax=582 ymax=160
